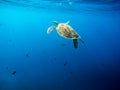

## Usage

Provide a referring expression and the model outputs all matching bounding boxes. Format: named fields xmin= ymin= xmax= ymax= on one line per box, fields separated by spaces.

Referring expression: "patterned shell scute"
xmin=56 ymin=24 xmax=79 ymax=39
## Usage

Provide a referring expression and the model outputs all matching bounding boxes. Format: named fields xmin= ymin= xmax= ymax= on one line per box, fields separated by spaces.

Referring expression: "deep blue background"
xmin=0 ymin=0 xmax=120 ymax=90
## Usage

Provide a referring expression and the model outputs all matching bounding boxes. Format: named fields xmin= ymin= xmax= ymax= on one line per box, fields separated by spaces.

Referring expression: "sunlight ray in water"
xmin=0 ymin=0 xmax=120 ymax=12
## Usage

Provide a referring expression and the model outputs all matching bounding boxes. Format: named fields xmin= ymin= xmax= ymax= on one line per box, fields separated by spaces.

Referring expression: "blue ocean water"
xmin=0 ymin=0 xmax=120 ymax=90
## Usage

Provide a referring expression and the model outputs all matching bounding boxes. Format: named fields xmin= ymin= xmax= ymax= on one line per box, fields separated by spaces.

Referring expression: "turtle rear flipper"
xmin=73 ymin=39 xmax=78 ymax=48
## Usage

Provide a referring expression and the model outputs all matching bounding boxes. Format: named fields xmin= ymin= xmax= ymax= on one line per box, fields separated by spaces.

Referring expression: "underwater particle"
xmin=64 ymin=61 xmax=68 ymax=66
xmin=12 ymin=71 xmax=16 ymax=75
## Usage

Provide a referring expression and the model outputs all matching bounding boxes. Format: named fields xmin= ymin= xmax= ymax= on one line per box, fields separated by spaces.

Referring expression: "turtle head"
xmin=53 ymin=21 xmax=59 ymax=26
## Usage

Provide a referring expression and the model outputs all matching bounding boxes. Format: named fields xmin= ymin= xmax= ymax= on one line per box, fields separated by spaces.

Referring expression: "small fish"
xmin=6 ymin=66 xmax=8 ymax=70
xmin=26 ymin=53 xmax=29 ymax=57
xmin=61 ymin=43 xmax=66 ymax=46
xmin=64 ymin=61 xmax=68 ymax=66
xmin=12 ymin=71 xmax=16 ymax=75
xmin=54 ymin=57 xmax=56 ymax=61
xmin=70 ymin=71 xmax=73 ymax=74
xmin=9 ymin=40 xmax=12 ymax=42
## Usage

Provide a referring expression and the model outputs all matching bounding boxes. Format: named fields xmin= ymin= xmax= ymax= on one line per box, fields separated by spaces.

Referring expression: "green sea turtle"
xmin=47 ymin=21 xmax=83 ymax=48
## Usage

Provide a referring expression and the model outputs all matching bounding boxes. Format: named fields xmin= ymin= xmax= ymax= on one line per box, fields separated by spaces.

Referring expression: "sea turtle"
xmin=47 ymin=21 xmax=83 ymax=48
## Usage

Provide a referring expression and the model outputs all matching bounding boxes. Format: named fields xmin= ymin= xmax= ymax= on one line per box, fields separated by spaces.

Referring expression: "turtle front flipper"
xmin=47 ymin=26 xmax=56 ymax=34
xmin=73 ymin=39 xmax=78 ymax=48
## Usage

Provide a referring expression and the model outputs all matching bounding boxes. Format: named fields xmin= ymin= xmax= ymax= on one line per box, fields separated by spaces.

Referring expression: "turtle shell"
xmin=56 ymin=23 xmax=80 ymax=39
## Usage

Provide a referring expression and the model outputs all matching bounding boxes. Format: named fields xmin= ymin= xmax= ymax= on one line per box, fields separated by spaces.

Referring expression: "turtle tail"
xmin=73 ymin=39 xmax=78 ymax=48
